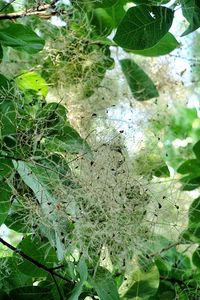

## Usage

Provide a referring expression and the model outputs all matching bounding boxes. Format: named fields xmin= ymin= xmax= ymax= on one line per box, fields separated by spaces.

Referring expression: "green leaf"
xmin=43 ymin=126 xmax=90 ymax=154
xmin=0 ymin=74 xmax=10 ymax=88
xmin=0 ymin=158 xmax=13 ymax=180
xmin=153 ymin=164 xmax=170 ymax=177
xmin=36 ymin=103 xmax=90 ymax=154
xmin=69 ymin=258 xmax=88 ymax=300
xmin=130 ymin=33 xmax=180 ymax=56
xmin=89 ymin=267 xmax=120 ymax=300
xmin=5 ymin=197 xmax=30 ymax=233
xmin=91 ymin=8 xmax=115 ymax=36
xmin=124 ymin=265 xmax=159 ymax=299
xmin=0 ymin=0 xmax=14 ymax=13
xmin=94 ymin=0 xmax=118 ymax=7
xmin=180 ymin=0 xmax=200 ymax=36
xmin=0 ymin=24 xmax=44 ymax=53
xmin=0 ymin=99 xmax=16 ymax=137
xmin=188 ymin=196 xmax=200 ymax=224
xmin=0 ymin=257 xmax=32 ymax=293
xmin=9 ymin=286 xmax=53 ymax=300
xmin=13 ymin=160 xmax=57 ymax=205
xmin=16 ymin=236 xmax=57 ymax=278
xmin=181 ymin=176 xmax=200 ymax=191
xmin=36 ymin=102 xmax=69 ymax=133
xmin=0 ymin=182 xmax=11 ymax=225
xmin=149 ymin=280 xmax=175 ymax=300
xmin=0 ymin=45 xmax=3 ymax=61
xmin=181 ymin=225 xmax=200 ymax=243
xmin=192 ymin=247 xmax=200 ymax=268
xmin=114 ymin=5 xmax=174 ymax=50
xmin=193 ymin=140 xmax=200 ymax=160
xmin=120 ymin=59 xmax=159 ymax=101
xmin=105 ymin=0 xmax=127 ymax=28
xmin=177 ymin=159 xmax=200 ymax=174
xmin=13 ymin=160 xmax=67 ymax=260
xmin=15 ymin=71 xmax=48 ymax=97
xmin=38 ymin=277 xmax=66 ymax=300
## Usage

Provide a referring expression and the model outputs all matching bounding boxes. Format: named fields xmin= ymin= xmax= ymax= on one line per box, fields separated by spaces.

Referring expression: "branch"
xmin=0 ymin=237 xmax=73 ymax=286
xmin=0 ymin=4 xmax=56 ymax=20
xmin=148 ymin=241 xmax=181 ymax=259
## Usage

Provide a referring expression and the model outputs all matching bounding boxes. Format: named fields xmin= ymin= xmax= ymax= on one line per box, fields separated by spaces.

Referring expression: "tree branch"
xmin=0 ymin=237 xmax=73 ymax=286
xmin=147 ymin=241 xmax=181 ymax=259
xmin=0 ymin=4 xmax=56 ymax=20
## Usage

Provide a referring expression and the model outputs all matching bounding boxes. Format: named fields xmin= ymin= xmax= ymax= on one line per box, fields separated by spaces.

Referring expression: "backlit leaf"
xmin=120 ymin=59 xmax=159 ymax=101
xmin=16 ymin=71 xmax=48 ymax=97
xmin=130 ymin=33 xmax=180 ymax=56
xmin=0 ymin=24 xmax=44 ymax=53
xmin=181 ymin=0 xmax=200 ymax=36
xmin=114 ymin=5 xmax=174 ymax=50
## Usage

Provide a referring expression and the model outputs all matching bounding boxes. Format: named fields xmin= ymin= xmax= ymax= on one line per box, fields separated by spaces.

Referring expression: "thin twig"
xmin=0 ymin=237 xmax=72 ymax=285
xmin=148 ymin=241 xmax=181 ymax=258
xmin=51 ymin=273 xmax=64 ymax=300
xmin=50 ymin=264 xmax=65 ymax=271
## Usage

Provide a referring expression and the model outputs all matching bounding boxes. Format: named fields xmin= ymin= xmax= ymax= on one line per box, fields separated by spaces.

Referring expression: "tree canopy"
xmin=0 ymin=0 xmax=200 ymax=299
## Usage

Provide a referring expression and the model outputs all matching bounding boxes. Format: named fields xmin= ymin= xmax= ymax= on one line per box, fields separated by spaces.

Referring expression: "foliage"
xmin=0 ymin=0 xmax=200 ymax=299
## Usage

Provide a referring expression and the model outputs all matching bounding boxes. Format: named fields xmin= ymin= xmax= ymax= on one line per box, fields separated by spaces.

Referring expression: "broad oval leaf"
xmin=0 ymin=182 xmax=11 ymax=225
xmin=16 ymin=236 xmax=58 ymax=277
xmin=149 ymin=280 xmax=175 ymax=300
xmin=153 ymin=164 xmax=170 ymax=177
xmin=13 ymin=160 xmax=56 ymax=205
xmin=114 ymin=5 xmax=174 ymax=50
xmin=177 ymin=159 xmax=200 ymax=175
xmin=43 ymin=126 xmax=90 ymax=154
xmin=130 ymin=32 xmax=179 ymax=56
xmin=0 ymin=158 xmax=13 ymax=180
xmin=124 ymin=265 xmax=159 ymax=299
xmin=9 ymin=286 xmax=53 ymax=300
xmin=89 ymin=267 xmax=120 ymax=300
xmin=13 ymin=160 xmax=68 ymax=260
xmin=181 ymin=175 xmax=200 ymax=191
xmin=91 ymin=8 xmax=115 ymax=36
xmin=105 ymin=0 xmax=127 ymax=28
xmin=36 ymin=102 xmax=69 ymax=131
xmin=120 ymin=59 xmax=159 ymax=101
xmin=193 ymin=140 xmax=200 ymax=160
xmin=0 ymin=74 xmax=10 ymax=88
xmin=181 ymin=225 xmax=200 ymax=243
xmin=188 ymin=196 xmax=200 ymax=225
xmin=192 ymin=247 xmax=200 ymax=268
xmin=181 ymin=0 xmax=200 ymax=36
xmin=15 ymin=71 xmax=48 ymax=97
xmin=0 ymin=257 xmax=32 ymax=292
xmin=0 ymin=99 xmax=16 ymax=137
xmin=0 ymin=24 xmax=44 ymax=53
xmin=5 ymin=197 xmax=31 ymax=233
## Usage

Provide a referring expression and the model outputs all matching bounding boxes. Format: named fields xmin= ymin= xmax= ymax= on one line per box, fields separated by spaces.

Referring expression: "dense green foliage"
xmin=0 ymin=0 xmax=200 ymax=299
